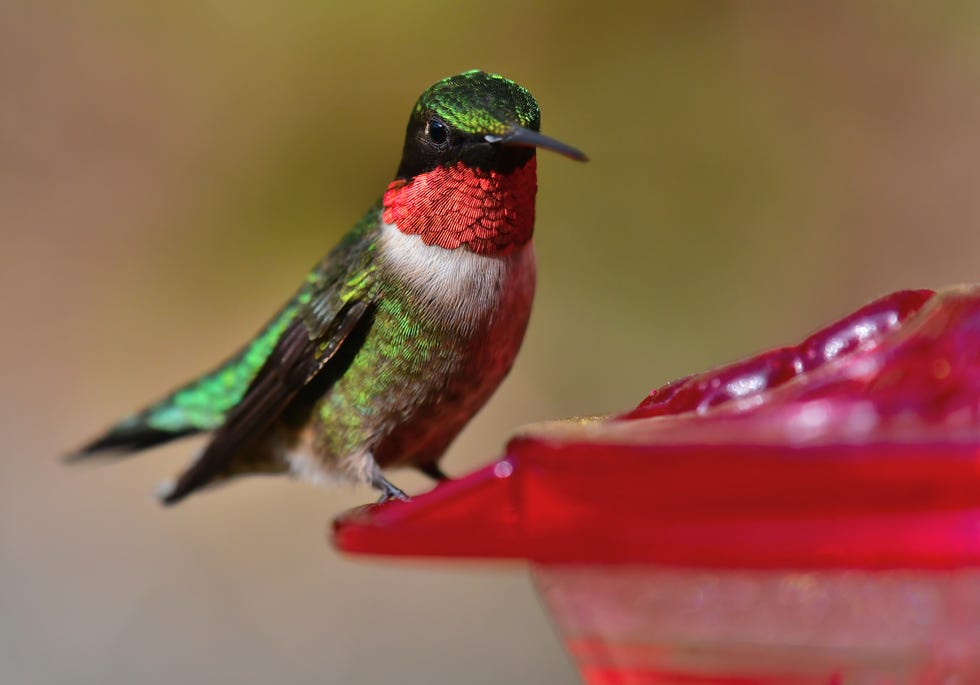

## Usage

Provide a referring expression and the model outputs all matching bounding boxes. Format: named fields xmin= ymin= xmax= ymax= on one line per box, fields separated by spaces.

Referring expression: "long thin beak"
xmin=486 ymin=126 xmax=588 ymax=162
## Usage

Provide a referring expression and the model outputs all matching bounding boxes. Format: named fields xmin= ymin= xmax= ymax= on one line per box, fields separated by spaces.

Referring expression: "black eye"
xmin=426 ymin=118 xmax=448 ymax=146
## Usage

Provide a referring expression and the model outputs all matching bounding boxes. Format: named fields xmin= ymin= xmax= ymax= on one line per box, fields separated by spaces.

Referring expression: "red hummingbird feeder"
xmin=333 ymin=286 xmax=980 ymax=684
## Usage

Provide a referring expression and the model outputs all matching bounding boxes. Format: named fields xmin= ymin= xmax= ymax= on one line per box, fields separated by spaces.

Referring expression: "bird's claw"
xmin=374 ymin=477 xmax=409 ymax=503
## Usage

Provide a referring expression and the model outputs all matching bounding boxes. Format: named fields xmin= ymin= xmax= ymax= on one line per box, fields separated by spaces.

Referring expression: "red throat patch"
xmin=382 ymin=158 xmax=537 ymax=255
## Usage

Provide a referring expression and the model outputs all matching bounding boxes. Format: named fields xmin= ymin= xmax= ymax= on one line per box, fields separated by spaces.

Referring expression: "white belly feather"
xmin=376 ymin=221 xmax=536 ymax=333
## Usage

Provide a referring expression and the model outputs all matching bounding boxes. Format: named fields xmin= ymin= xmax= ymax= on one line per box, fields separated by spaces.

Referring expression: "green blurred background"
xmin=4 ymin=2 xmax=980 ymax=683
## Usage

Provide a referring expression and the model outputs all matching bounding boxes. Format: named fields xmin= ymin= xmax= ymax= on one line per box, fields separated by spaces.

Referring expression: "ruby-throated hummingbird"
xmin=70 ymin=70 xmax=587 ymax=504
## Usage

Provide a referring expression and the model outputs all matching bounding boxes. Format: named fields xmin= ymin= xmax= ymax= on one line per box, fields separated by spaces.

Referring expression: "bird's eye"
xmin=426 ymin=118 xmax=448 ymax=146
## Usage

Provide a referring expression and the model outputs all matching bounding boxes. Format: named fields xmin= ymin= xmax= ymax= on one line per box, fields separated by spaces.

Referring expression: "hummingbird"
xmin=70 ymin=70 xmax=587 ymax=505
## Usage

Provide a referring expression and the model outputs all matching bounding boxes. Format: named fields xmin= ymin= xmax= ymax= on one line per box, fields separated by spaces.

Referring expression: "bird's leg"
xmin=418 ymin=461 xmax=450 ymax=482
xmin=372 ymin=475 xmax=409 ymax=503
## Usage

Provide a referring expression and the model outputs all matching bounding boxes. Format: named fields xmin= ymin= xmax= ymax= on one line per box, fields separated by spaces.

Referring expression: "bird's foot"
xmin=418 ymin=461 xmax=450 ymax=482
xmin=373 ymin=476 xmax=409 ymax=503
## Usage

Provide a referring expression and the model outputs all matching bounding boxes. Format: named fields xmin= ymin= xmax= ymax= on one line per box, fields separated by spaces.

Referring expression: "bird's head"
xmin=385 ymin=70 xmax=586 ymax=255
xmin=395 ymin=69 xmax=586 ymax=179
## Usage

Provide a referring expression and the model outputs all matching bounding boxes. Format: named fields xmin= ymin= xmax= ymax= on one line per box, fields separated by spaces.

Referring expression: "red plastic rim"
xmin=333 ymin=287 xmax=980 ymax=569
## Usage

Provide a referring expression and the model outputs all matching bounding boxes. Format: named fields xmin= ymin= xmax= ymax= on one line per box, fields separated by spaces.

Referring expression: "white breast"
xmin=376 ymin=221 xmax=536 ymax=333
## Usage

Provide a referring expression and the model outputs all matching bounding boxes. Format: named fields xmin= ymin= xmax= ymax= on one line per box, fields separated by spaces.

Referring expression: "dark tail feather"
xmin=155 ymin=468 xmax=199 ymax=506
xmin=66 ymin=424 xmax=199 ymax=462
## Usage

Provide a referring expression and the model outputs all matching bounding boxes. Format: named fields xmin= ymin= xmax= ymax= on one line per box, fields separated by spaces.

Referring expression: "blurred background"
xmin=4 ymin=2 xmax=980 ymax=683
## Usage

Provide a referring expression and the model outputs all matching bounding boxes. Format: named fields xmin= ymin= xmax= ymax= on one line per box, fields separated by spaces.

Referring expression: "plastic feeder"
xmin=333 ymin=286 xmax=980 ymax=684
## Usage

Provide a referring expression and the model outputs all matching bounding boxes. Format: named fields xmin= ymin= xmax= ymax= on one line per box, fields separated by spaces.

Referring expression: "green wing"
xmin=73 ymin=205 xmax=381 ymax=458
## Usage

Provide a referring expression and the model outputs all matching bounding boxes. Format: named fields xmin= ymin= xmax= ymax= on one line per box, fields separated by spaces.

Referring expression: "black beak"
xmin=486 ymin=126 xmax=588 ymax=162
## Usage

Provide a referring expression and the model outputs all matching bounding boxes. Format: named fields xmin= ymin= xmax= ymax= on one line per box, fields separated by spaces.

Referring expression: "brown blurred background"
xmin=3 ymin=2 xmax=980 ymax=683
